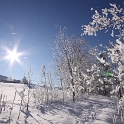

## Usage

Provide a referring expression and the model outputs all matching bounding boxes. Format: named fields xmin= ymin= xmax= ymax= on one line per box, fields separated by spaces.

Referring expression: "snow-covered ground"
xmin=0 ymin=82 xmax=122 ymax=124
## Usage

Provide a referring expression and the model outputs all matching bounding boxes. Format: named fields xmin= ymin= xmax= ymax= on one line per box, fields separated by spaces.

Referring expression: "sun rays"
xmin=0 ymin=41 xmax=43 ymax=70
xmin=0 ymin=43 xmax=26 ymax=70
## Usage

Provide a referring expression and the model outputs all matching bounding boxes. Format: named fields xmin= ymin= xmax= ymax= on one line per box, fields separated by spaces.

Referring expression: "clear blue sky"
xmin=0 ymin=0 xmax=123 ymax=80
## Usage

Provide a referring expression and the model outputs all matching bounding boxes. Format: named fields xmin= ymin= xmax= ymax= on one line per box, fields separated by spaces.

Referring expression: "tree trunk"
xmin=73 ymin=90 xmax=75 ymax=102
xmin=103 ymin=81 xmax=106 ymax=96
xmin=71 ymin=79 xmax=75 ymax=102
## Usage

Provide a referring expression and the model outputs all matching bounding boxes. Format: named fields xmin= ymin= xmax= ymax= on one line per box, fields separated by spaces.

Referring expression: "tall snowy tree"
xmin=53 ymin=27 xmax=95 ymax=101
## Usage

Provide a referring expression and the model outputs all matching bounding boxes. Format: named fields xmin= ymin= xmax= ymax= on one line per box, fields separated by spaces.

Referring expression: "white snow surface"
xmin=0 ymin=82 xmax=119 ymax=124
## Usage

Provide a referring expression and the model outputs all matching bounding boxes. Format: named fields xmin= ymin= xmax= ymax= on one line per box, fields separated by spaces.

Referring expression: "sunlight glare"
xmin=7 ymin=49 xmax=19 ymax=63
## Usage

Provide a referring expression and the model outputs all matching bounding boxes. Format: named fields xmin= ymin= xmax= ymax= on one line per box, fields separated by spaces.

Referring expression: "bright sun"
xmin=1 ymin=43 xmax=27 ymax=69
xmin=7 ymin=50 xmax=19 ymax=63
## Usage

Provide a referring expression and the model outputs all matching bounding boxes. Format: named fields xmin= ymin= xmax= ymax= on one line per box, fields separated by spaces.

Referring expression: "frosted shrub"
xmin=0 ymin=92 xmax=7 ymax=114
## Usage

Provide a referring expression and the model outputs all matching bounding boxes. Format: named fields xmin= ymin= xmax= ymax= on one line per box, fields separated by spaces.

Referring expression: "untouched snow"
xmin=0 ymin=82 xmax=119 ymax=124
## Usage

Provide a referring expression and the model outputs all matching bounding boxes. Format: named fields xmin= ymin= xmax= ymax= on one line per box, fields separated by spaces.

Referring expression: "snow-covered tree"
xmin=107 ymin=40 xmax=124 ymax=92
xmin=53 ymin=27 xmax=95 ymax=101
xmin=22 ymin=75 xmax=28 ymax=84
xmin=82 ymin=3 xmax=124 ymax=97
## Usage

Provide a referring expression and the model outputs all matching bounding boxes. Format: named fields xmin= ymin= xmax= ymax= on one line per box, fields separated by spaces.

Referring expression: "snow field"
xmin=0 ymin=82 xmax=121 ymax=124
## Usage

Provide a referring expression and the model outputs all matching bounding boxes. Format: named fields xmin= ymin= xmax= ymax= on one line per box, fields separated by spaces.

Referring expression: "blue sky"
xmin=0 ymin=0 xmax=123 ymax=80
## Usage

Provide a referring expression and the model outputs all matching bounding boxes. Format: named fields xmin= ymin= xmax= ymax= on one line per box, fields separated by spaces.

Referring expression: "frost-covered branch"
xmin=82 ymin=3 xmax=124 ymax=39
